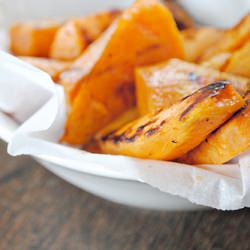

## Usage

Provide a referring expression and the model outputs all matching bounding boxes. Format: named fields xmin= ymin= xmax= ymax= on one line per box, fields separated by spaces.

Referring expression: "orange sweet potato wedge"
xmin=99 ymin=82 xmax=244 ymax=160
xmin=60 ymin=0 xmax=185 ymax=145
xmin=181 ymin=27 xmax=223 ymax=62
xmin=179 ymin=93 xmax=250 ymax=164
xmin=19 ymin=56 xmax=70 ymax=81
xmin=201 ymin=41 xmax=250 ymax=78
xmin=200 ymin=14 xmax=250 ymax=61
xmin=50 ymin=10 xmax=121 ymax=61
xmin=224 ymin=41 xmax=250 ymax=78
xmin=96 ymin=107 xmax=139 ymax=141
xmin=136 ymin=59 xmax=250 ymax=115
xmin=10 ymin=20 xmax=61 ymax=57
xmin=50 ymin=21 xmax=86 ymax=61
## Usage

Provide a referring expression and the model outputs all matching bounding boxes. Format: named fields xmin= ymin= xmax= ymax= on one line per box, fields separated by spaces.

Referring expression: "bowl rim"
xmin=0 ymin=110 xmax=140 ymax=181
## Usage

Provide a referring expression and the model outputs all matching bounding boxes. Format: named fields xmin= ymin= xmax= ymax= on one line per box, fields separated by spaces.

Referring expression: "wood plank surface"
xmin=1 ymin=140 xmax=250 ymax=250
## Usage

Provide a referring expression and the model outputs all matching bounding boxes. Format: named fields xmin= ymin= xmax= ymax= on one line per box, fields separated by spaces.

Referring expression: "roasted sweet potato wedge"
xmin=50 ymin=10 xmax=121 ymax=61
xmin=200 ymin=14 xmax=250 ymax=61
xmin=181 ymin=27 xmax=223 ymax=62
xmin=179 ymin=93 xmax=250 ymax=164
xmin=19 ymin=56 xmax=70 ymax=81
xmin=10 ymin=20 xmax=61 ymax=57
xmin=99 ymin=82 xmax=244 ymax=160
xmin=163 ymin=0 xmax=194 ymax=30
xmin=96 ymin=108 xmax=139 ymax=141
xmin=201 ymin=41 xmax=250 ymax=78
xmin=50 ymin=21 xmax=86 ymax=61
xmin=224 ymin=41 xmax=250 ymax=78
xmin=136 ymin=59 xmax=250 ymax=115
xmin=60 ymin=0 xmax=185 ymax=145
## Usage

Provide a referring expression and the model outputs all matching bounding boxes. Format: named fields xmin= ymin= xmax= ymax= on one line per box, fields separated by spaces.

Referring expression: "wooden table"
xmin=1 ymin=140 xmax=250 ymax=250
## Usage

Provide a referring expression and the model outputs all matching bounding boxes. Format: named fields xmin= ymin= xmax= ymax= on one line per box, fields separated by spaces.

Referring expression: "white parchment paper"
xmin=1 ymin=51 xmax=250 ymax=210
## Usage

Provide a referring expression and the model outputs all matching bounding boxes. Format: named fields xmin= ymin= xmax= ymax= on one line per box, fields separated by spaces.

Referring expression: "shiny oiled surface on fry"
xmin=1 ymin=140 xmax=250 ymax=250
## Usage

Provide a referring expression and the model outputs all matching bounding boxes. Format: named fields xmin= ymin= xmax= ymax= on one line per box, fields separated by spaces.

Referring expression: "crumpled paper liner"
xmin=1 ymin=51 xmax=250 ymax=210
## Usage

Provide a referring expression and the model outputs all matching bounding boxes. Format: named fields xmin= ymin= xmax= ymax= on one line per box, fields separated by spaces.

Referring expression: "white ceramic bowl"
xmin=3 ymin=0 xmax=248 ymax=211
xmin=0 ymin=111 xmax=204 ymax=210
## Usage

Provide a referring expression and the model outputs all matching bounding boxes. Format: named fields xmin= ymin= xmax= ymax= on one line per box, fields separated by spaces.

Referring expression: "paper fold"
xmin=1 ymin=51 xmax=250 ymax=210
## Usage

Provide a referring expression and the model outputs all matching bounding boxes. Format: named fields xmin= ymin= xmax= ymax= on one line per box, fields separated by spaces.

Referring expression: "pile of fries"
xmin=9 ymin=0 xmax=250 ymax=165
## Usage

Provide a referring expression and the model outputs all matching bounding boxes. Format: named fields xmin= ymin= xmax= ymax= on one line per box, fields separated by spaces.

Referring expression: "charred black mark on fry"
xmin=160 ymin=120 xmax=166 ymax=126
xmin=181 ymin=93 xmax=191 ymax=101
xmin=123 ymin=135 xmax=137 ymax=143
xmin=175 ymin=19 xmax=186 ymax=30
xmin=137 ymin=119 xmax=157 ymax=131
xmin=179 ymin=94 xmax=207 ymax=121
xmin=136 ymin=125 xmax=145 ymax=133
xmin=171 ymin=140 xmax=177 ymax=143
xmin=230 ymin=99 xmax=249 ymax=119
xmin=155 ymin=108 xmax=164 ymax=115
xmin=110 ymin=132 xmax=137 ymax=144
xmin=100 ymin=130 xmax=117 ymax=141
xmin=180 ymin=81 xmax=229 ymax=120
xmin=206 ymin=80 xmax=228 ymax=91
xmin=80 ymin=28 xmax=92 ymax=45
xmin=115 ymin=83 xmax=135 ymax=106
xmin=145 ymin=127 xmax=159 ymax=136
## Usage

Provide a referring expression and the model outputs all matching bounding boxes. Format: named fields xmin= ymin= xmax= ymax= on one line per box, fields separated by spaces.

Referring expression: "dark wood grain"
xmin=1 ymin=140 xmax=250 ymax=250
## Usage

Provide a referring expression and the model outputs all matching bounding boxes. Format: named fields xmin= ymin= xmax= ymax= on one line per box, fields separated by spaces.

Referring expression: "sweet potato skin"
xmin=10 ymin=21 xmax=61 ymax=57
xmin=136 ymin=59 xmax=250 ymax=115
xmin=179 ymin=94 xmax=250 ymax=164
xmin=19 ymin=56 xmax=70 ymax=81
xmin=50 ymin=10 xmax=121 ymax=61
xmin=60 ymin=0 xmax=185 ymax=145
xmin=99 ymin=82 xmax=244 ymax=160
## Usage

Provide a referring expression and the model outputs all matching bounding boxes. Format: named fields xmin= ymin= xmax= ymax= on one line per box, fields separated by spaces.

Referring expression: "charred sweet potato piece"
xmin=19 ymin=56 xmax=70 ymax=81
xmin=50 ymin=10 xmax=121 ymax=61
xmin=10 ymin=20 xmax=61 ymax=57
xmin=96 ymin=108 xmax=139 ymax=140
xmin=99 ymin=82 xmax=244 ymax=160
xmin=200 ymin=14 xmax=250 ymax=61
xmin=85 ymin=108 xmax=138 ymax=153
xmin=224 ymin=41 xmax=250 ymax=78
xmin=60 ymin=0 xmax=185 ymax=145
xmin=163 ymin=0 xmax=194 ymax=30
xmin=181 ymin=27 xmax=223 ymax=62
xmin=136 ymin=59 xmax=250 ymax=115
xmin=179 ymin=93 xmax=250 ymax=164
